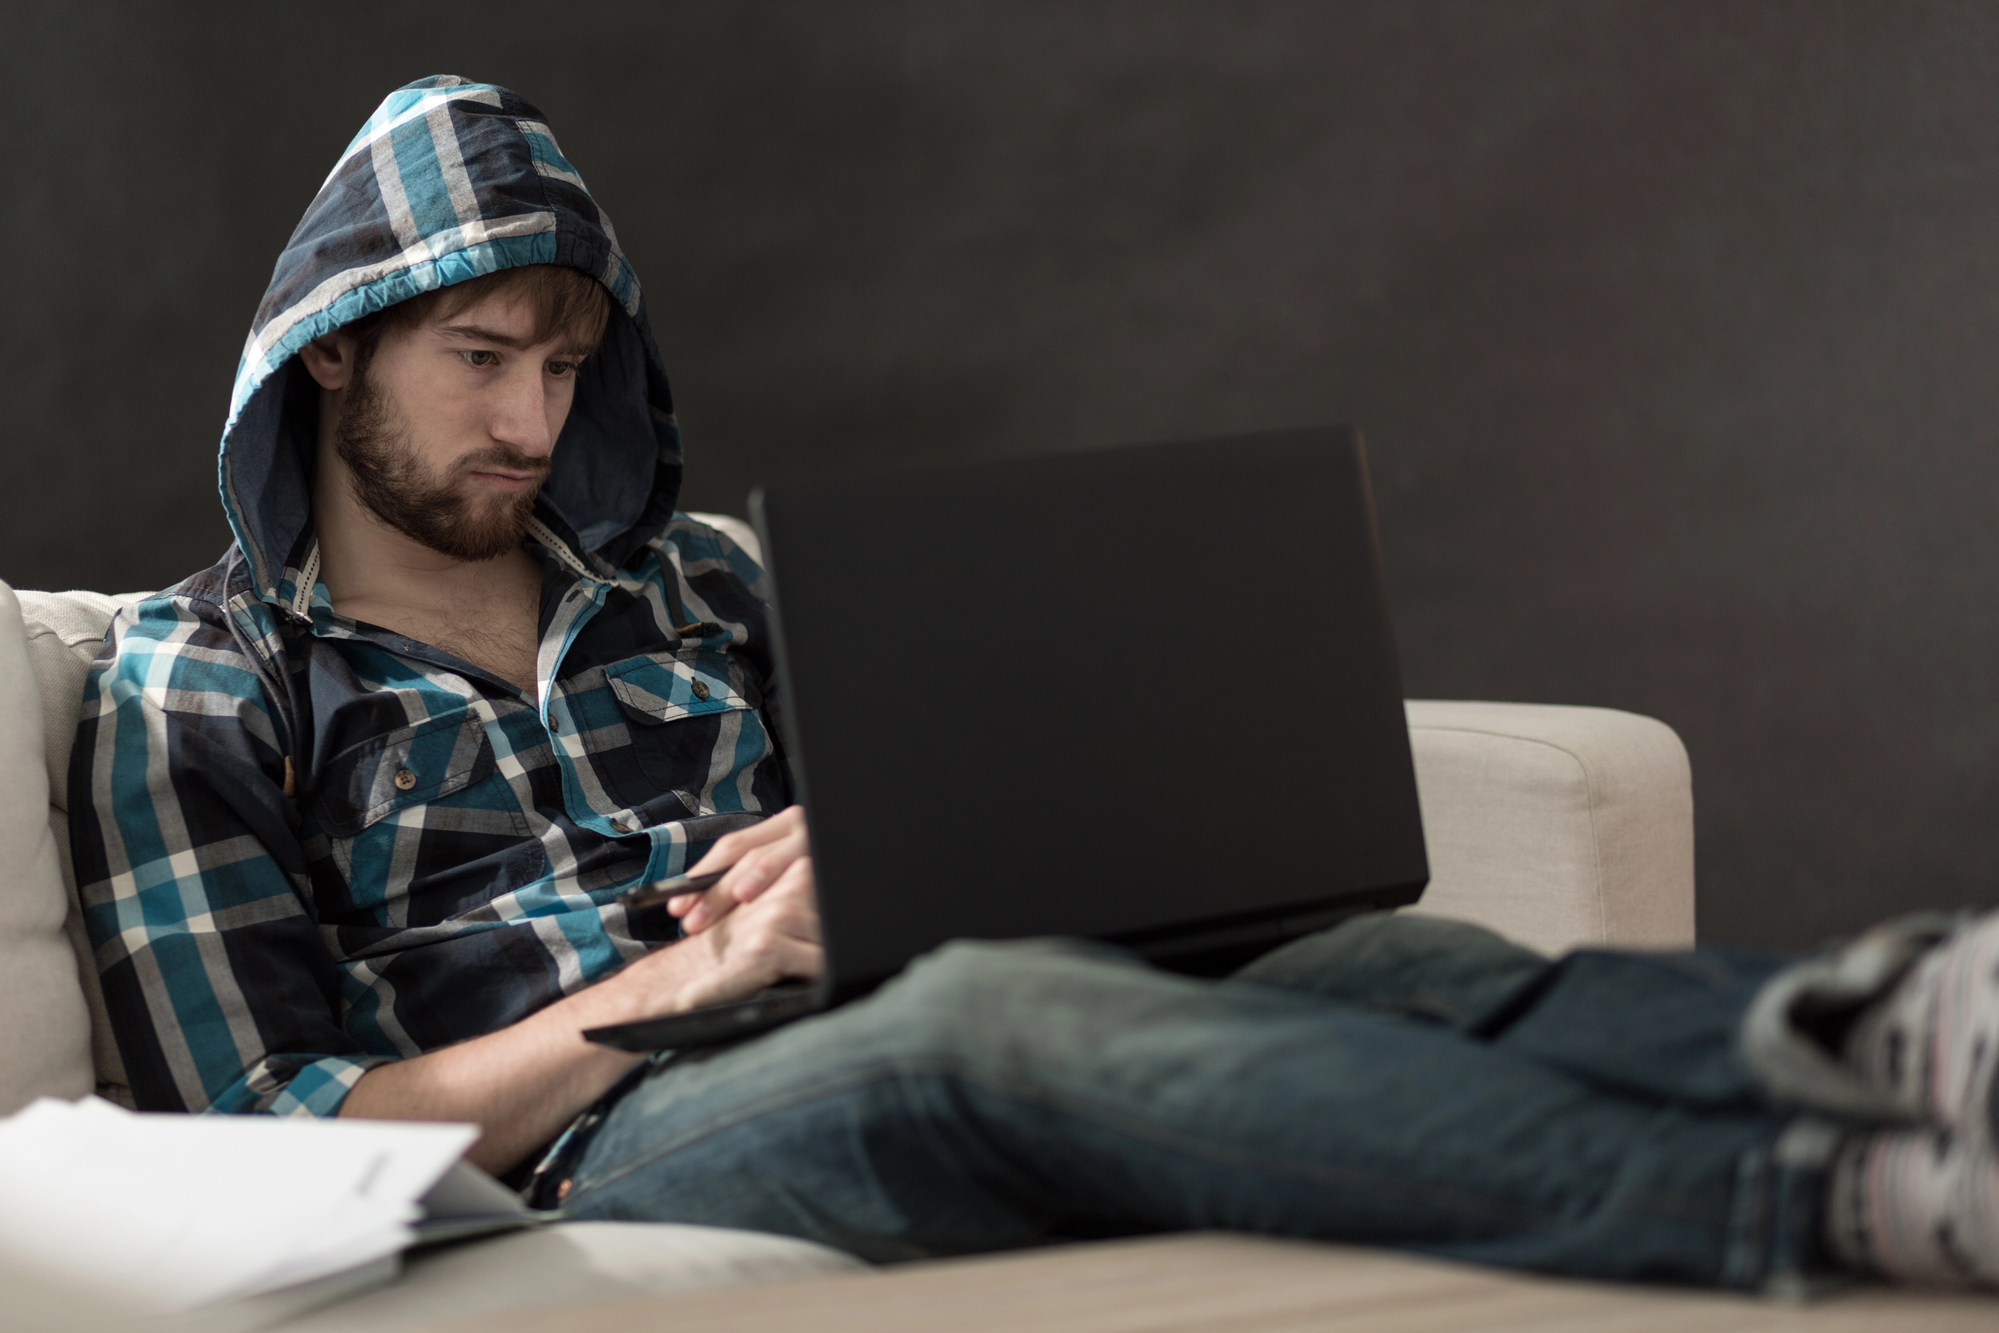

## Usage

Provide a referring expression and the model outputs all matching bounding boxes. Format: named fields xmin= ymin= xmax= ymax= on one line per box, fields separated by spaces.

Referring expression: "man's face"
xmin=335 ymin=288 xmax=597 ymax=561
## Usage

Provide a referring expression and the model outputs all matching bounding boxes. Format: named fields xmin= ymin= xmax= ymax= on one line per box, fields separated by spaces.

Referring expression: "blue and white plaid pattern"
xmin=70 ymin=78 xmax=786 ymax=1116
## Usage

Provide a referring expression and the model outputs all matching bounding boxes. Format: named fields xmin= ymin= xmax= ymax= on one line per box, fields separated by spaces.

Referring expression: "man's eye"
xmin=461 ymin=350 xmax=500 ymax=368
xmin=547 ymin=360 xmax=577 ymax=378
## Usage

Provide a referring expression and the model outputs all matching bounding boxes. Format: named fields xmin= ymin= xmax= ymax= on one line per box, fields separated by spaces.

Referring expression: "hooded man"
xmin=72 ymin=77 xmax=1999 ymax=1292
xmin=72 ymin=76 xmax=814 ymax=1170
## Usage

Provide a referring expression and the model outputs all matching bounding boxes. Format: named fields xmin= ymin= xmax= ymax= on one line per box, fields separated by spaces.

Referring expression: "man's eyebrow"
xmin=436 ymin=321 xmax=530 ymax=349
xmin=435 ymin=322 xmax=598 ymax=357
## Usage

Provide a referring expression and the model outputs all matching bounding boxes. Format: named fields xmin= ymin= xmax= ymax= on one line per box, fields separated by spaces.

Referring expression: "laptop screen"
xmin=752 ymin=427 xmax=1428 ymax=994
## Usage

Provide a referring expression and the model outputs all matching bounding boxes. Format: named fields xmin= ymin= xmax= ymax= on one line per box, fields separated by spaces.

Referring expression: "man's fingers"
xmin=731 ymin=896 xmax=824 ymax=979
xmin=712 ymin=863 xmax=820 ymax=958
xmin=676 ymin=831 xmax=810 ymax=935
xmin=751 ymin=859 xmax=820 ymax=942
xmin=727 ymin=834 xmax=808 ymax=906
xmin=762 ymin=855 xmax=817 ymax=909
xmin=673 ymin=808 xmax=808 ymax=932
xmin=707 ymin=937 xmax=825 ymax=1005
xmin=685 ymin=806 xmax=808 ymax=876
xmin=768 ymin=937 xmax=825 ymax=981
xmin=676 ymin=868 xmax=825 ymax=1007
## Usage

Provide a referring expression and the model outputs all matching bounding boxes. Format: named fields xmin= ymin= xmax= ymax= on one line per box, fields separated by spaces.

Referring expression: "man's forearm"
xmin=340 ymin=817 xmax=822 ymax=1175
xmin=339 ymin=943 xmax=697 ymax=1174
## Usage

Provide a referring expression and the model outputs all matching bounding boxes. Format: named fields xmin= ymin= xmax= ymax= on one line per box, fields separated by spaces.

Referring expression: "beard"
xmin=334 ymin=364 xmax=549 ymax=562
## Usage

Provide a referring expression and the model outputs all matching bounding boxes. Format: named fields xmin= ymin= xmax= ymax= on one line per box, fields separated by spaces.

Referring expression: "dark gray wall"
xmin=5 ymin=1 xmax=1995 ymax=948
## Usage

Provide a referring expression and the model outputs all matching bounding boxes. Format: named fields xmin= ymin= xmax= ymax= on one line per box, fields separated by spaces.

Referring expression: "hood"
xmin=219 ymin=75 xmax=681 ymax=603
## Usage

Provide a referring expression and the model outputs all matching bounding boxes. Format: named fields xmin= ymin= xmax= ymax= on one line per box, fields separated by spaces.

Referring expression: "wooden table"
xmin=455 ymin=1232 xmax=1997 ymax=1333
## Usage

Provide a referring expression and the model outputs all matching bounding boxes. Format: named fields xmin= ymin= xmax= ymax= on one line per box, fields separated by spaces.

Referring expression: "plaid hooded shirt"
xmin=70 ymin=77 xmax=789 ymax=1117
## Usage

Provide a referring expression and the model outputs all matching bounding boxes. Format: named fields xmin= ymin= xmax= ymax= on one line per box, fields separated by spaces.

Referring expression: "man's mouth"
xmin=470 ymin=470 xmax=541 ymax=492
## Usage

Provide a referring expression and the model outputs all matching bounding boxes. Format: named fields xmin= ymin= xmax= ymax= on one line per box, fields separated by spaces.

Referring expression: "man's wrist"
xmin=581 ymin=935 xmax=709 ymax=1028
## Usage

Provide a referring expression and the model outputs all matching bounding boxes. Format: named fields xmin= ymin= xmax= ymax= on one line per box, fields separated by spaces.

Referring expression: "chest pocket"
xmin=605 ymin=647 xmax=759 ymax=724
xmin=313 ymin=708 xmax=504 ymax=838
xmin=604 ymin=648 xmax=765 ymax=801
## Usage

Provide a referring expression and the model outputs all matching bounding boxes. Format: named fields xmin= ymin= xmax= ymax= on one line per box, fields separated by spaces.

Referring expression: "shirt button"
xmin=393 ymin=767 xmax=417 ymax=791
xmin=610 ymin=819 xmax=632 ymax=834
xmin=691 ymin=680 xmax=711 ymax=701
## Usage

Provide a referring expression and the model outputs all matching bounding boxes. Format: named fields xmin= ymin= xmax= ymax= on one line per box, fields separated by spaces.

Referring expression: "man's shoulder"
xmin=77 ymin=552 xmax=292 ymax=795
xmin=99 ymin=550 xmax=286 ymax=680
xmin=645 ymin=512 xmax=767 ymax=589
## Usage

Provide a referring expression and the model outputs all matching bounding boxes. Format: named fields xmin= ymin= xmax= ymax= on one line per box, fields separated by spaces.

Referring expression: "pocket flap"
xmin=605 ymin=649 xmax=756 ymax=725
xmin=314 ymin=709 xmax=497 ymax=837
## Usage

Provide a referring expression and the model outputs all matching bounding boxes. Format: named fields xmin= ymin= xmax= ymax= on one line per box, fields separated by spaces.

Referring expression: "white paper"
xmin=0 ymin=1096 xmax=479 ymax=1316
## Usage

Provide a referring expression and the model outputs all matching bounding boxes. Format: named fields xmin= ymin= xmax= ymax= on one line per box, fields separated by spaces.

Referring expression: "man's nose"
xmin=491 ymin=366 xmax=556 ymax=457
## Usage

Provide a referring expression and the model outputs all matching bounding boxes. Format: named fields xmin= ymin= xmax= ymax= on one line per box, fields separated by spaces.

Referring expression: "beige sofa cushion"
xmin=0 ymin=1217 xmax=864 ymax=1333
xmin=275 ymin=1221 xmax=862 ymax=1333
xmin=17 ymin=589 xmax=142 ymax=811
xmin=0 ymin=583 xmax=94 ymax=1113
xmin=16 ymin=589 xmax=147 ymax=1105
xmin=1403 ymin=700 xmax=1696 ymax=955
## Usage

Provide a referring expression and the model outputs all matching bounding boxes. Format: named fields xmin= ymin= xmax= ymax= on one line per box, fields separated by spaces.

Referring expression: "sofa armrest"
xmin=1402 ymin=701 xmax=1695 ymax=956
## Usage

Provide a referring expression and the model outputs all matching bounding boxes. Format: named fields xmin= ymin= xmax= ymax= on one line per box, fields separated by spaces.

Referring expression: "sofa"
xmin=0 ymin=514 xmax=1698 ymax=1331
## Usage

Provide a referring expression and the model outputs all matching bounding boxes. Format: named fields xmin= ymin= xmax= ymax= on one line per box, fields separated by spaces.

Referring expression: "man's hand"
xmin=340 ymin=805 xmax=821 ymax=1173
xmin=609 ymin=805 xmax=823 ymax=1013
xmin=669 ymin=804 xmax=813 ymax=935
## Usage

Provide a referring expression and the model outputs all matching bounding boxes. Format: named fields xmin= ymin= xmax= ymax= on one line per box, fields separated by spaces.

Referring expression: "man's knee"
xmin=876 ymin=936 xmax=1110 ymax=1021
xmin=850 ymin=936 xmax=1149 ymax=1067
xmin=1335 ymin=911 xmax=1545 ymax=970
xmin=1231 ymin=910 xmax=1548 ymax=1025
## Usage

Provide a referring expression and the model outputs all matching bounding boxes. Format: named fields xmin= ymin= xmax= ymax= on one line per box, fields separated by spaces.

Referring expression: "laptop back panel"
xmin=751 ymin=427 xmax=1427 ymax=995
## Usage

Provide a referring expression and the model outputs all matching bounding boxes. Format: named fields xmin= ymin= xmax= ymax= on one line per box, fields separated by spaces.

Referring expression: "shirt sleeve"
xmin=68 ymin=593 xmax=392 ymax=1116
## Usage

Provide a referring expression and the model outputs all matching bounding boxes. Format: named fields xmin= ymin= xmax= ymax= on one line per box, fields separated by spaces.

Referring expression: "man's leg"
xmin=563 ymin=936 xmax=1816 ymax=1288
xmin=1240 ymin=909 xmax=1999 ymax=1288
xmin=1232 ymin=912 xmax=1795 ymax=1109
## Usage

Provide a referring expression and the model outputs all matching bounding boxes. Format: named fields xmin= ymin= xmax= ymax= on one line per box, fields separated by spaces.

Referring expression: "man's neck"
xmin=309 ymin=441 xmax=543 ymax=627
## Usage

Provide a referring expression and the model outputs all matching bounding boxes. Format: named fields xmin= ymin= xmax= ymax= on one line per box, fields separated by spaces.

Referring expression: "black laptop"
xmin=586 ymin=426 xmax=1427 ymax=1052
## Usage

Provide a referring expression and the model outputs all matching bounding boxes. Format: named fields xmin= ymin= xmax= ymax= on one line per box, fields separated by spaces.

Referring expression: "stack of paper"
xmin=0 ymin=1096 xmax=526 ymax=1325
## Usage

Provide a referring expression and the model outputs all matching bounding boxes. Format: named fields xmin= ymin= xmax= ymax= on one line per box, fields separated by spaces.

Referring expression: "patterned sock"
xmin=1827 ymin=1128 xmax=1999 ymax=1287
xmin=1843 ymin=911 xmax=1999 ymax=1150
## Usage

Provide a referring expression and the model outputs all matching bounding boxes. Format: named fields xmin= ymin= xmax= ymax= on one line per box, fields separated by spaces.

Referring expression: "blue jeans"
xmin=561 ymin=914 xmax=1844 ymax=1289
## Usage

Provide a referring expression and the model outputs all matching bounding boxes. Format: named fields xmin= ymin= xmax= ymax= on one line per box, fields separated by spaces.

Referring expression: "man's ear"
xmin=298 ymin=330 xmax=359 ymax=391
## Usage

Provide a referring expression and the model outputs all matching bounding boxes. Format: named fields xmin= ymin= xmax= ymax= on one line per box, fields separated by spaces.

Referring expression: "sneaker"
xmin=1845 ymin=910 xmax=1999 ymax=1152
xmin=1828 ymin=1126 xmax=1999 ymax=1287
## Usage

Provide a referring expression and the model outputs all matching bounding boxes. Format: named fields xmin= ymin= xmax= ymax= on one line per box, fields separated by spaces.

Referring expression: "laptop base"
xmin=582 ymin=980 xmax=823 ymax=1053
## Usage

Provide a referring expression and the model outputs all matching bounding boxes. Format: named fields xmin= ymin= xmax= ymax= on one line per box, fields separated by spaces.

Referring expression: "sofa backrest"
xmin=13 ymin=586 xmax=148 ymax=1108
xmin=0 ymin=583 xmax=104 ymax=1113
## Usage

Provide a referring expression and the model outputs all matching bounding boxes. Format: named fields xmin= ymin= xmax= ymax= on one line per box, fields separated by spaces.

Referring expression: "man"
xmin=74 ymin=77 xmax=1999 ymax=1292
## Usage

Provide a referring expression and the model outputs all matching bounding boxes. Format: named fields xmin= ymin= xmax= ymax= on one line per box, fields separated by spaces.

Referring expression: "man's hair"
xmin=341 ymin=264 xmax=614 ymax=369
